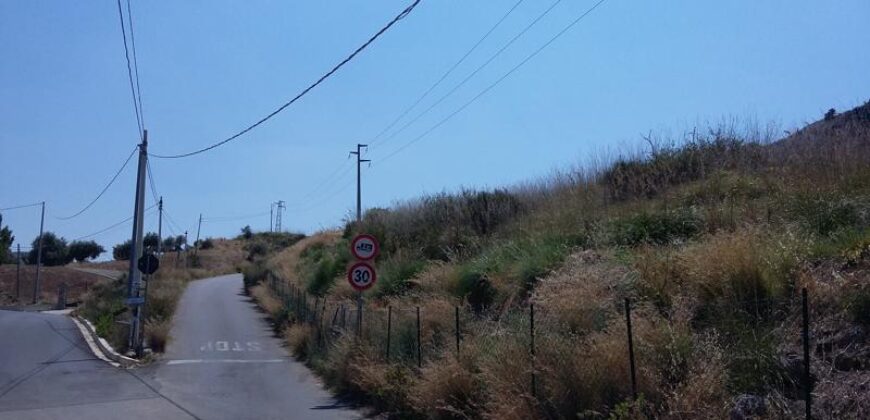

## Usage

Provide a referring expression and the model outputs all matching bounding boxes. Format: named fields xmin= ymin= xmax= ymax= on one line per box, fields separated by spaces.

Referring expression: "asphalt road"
xmin=0 ymin=274 xmax=360 ymax=420
xmin=0 ymin=310 xmax=192 ymax=419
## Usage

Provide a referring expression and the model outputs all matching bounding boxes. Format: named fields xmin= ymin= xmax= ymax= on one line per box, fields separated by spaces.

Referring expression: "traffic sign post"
xmin=348 ymin=234 xmax=380 ymax=337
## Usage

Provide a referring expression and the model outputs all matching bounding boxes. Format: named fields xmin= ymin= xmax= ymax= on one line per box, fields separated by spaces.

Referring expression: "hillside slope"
xmin=249 ymin=102 xmax=870 ymax=419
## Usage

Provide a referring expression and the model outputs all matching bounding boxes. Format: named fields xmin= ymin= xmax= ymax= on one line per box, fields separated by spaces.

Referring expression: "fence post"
xmin=530 ymin=303 xmax=537 ymax=399
xmin=15 ymin=244 xmax=21 ymax=300
xmin=625 ymin=298 xmax=638 ymax=401
xmin=416 ymin=306 xmax=422 ymax=369
xmin=802 ymin=288 xmax=812 ymax=420
xmin=386 ymin=306 xmax=392 ymax=361
xmin=55 ymin=283 xmax=67 ymax=310
xmin=455 ymin=306 xmax=461 ymax=358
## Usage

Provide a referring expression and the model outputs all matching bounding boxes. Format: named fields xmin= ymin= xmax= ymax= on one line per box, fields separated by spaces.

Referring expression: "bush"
xmin=847 ymin=288 xmax=870 ymax=326
xmin=199 ymin=238 xmax=215 ymax=250
xmin=609 ymin=207 xmax=703 ymax=246
xmin=788 ymin=194 xmax=865 ymax=236
xmin=375 ymin=253 xmax=426 ymax=297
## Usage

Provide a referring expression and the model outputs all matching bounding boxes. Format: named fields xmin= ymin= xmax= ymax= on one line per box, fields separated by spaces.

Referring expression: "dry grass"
xmin=144 ymin=318 xmax=172 ymax=353
xmin=250 ymin=284 xmax=283 ymax=320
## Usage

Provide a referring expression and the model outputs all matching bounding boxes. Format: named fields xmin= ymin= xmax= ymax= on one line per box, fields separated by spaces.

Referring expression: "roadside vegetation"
xmin=248 ymin=102 xmax=870 ymax=418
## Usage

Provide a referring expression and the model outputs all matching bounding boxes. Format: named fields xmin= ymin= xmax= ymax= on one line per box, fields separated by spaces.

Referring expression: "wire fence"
xmin=265 ymin=272 xmax=826 ymax=419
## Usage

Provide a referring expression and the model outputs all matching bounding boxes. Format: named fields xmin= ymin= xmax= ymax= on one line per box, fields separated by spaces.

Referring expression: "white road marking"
xmin=165 ymin=359 xmax=286 ymax=366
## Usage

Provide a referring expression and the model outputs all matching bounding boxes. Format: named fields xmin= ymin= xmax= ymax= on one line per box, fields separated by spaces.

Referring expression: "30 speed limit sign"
xmin=347 ymin=261 xmax=377 ymax=291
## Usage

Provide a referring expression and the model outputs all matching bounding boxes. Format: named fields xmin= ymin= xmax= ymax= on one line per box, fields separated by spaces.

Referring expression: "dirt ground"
xmin=0 ymin=265 xmax=109 ymax=306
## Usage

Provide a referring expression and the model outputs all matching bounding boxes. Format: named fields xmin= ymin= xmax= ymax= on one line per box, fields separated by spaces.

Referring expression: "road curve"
xmin=0 ymin=310 xmax=193 ymax=419
xmin=138 ymin=274 xmax=360 ymax=420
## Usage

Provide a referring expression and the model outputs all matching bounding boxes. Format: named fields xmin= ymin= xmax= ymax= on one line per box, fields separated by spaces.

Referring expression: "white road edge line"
xmin=166 ymin=359 xmax=287 ymax=366
xmin=69 ymin=316 xmax=121 ymax=368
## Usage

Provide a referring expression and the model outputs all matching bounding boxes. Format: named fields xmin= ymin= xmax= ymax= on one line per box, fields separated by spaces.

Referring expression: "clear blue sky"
xmin=1 ymin=0 xmax=868 ymax=257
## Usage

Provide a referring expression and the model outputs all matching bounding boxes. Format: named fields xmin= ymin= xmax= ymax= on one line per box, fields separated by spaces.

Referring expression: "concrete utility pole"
xmin=157 ymin=197 xmax=163 ymax=254
xmin=126 ymin=130 xmax=148 ymax=353
xmin=32 ymin=201 xmax=45 ymax=304
xmin=273 ymin=201 xmax=285 ymax=232
xmin=349 ymin=144 xmax=370 ymax=222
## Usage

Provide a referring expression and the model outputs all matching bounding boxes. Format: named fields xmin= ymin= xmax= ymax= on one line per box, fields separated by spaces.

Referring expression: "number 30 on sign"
xmin=347 ymin=261 xmax=376 ymax=291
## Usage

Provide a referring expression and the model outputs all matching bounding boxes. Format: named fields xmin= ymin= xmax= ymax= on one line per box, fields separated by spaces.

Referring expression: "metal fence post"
xmin=530 ymin=303 xmax=537 ymax=398
xmin=386 ymin=306 xmax=392 ymax=361
xmin=455 ymin=306 xmax=461 ymax=358
xmin=625 ymin=298 xmax=638 ymax=401
xmin=802 ymin=288 xmax=812 ymax=420
xmin=416 ymin=306 xmax=422 ymax=369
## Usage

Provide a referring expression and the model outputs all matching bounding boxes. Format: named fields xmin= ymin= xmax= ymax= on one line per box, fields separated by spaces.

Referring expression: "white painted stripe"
xmin=165 ymin=359 xmax=286 ymax=366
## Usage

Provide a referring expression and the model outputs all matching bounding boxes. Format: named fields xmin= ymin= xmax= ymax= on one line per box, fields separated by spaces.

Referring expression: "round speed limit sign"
xmin=347 ymin=261 xmax=377 ymax=291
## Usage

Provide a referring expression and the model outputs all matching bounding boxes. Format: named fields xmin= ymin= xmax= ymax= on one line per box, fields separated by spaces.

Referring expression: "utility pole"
xmin=193 ymin=214 xmax=202 ymax=260
xmin=32 ymin=201 xmax=45 ymax=304
xmin=15 ymin=244 xmax=21 ymax=301
xmin=126 ymin=130 xmax=148 ymax=354
xmin=270 ymin=203 xmax=274 ymax=232
xmin=274 ymin=201 xmax=285 ymax=232
xmin=349 ymin=144 xmax=370 ymax=222
xmin=157 ymin=197 xmax=163 ymax=255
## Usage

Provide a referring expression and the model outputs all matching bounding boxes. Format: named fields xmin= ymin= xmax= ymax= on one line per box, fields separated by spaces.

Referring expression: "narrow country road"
xmin=138 ymin=274 xmax=359 ymax=420
xmin=0 ymin=274 xmax=360 ymax=420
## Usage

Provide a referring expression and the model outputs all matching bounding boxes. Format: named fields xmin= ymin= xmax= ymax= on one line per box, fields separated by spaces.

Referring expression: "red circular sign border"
xmin=350 ymin=234 xmax=380 ymax=261
xmin=347 ymin=261 xmax=377 ymax=291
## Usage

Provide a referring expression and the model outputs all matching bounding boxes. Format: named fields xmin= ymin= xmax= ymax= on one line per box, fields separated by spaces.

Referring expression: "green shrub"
xmin=609 ymin=207 xmax=703 ymax=246
xmin=242 ymin=261 xmax=270 ymax=291
xmin=199 ymin=238 xmax=215 ymax=250
xmin=375 ymin=253 xmax=426 ymax=297
xmin=788 ymin=194 xmax=865 ymax=236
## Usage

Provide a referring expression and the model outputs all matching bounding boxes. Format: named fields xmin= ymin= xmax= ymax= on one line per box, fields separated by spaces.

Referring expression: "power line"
xmin=0 ymin=202 xmax=43 ymax=212
xmin=73 ymin=204 xmax=157 ymax=241
xmin=379 ymin=0 xmax=608 ymax=163
xmin=116 ymin=0 xmax=143 ymax=138
xmin=146 ymin=159 xmax=159 ymax=204
xmin=56 ymin=145 xmax=139 ymax=220
xmin=371 ymin=0 xmax=563 ymax=151
xmin=367 ymin=0 xmax=526 ymax=149
xmin=149 ymin=0 xmax=422 ymax=159
xmin=125 ymin=0 xmax=145 ymax=131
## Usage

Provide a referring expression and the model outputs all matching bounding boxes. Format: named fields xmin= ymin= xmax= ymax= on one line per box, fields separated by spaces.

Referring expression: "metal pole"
xmin=15 ymin=244 xmax=21 ymax=300
xmin=625 ymin=298 xmax=638 ymax=400
xmin=455 ymin=306 xmax=460 ymax=358
xmin=530 ymin=303 xmax=537 ymax=398
xmin=127 ymin=131 xmax=148 ymax=352
xmin=157 ymin=197 xmax=163 ymax=254
xmin=270 ymin=203 xmax=274 ymax=232
xmin=32 ymin=201 xmax=45 ymax=304
xmin=385 ymin=306 xmax=392 ymax=361
xmin=416 ymin=306 xmax=422 ymax=369
xmin=802 ymin=288 xmax=812 ymax=420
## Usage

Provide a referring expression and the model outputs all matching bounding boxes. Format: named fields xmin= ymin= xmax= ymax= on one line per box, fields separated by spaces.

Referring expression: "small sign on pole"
xmin=350 ymin=234 xmax=379 ymax=261
xmin=137 ymin=253 xmax=160 ymax=275
xmin=347 ymin=261 xmax=377 ymax=291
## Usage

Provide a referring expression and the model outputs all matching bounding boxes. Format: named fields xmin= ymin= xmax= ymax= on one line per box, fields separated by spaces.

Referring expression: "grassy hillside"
xmin=249 ymin=103 xmax=870 ymax=419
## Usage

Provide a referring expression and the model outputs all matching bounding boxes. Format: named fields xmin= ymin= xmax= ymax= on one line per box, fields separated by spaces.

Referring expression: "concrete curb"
xmin=70 ymin=315 xmax=141 ymax=368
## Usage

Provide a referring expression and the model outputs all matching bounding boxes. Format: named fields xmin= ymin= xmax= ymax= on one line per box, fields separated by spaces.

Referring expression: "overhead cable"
xmin=150 ymin=0 xmax=422 ymax=159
